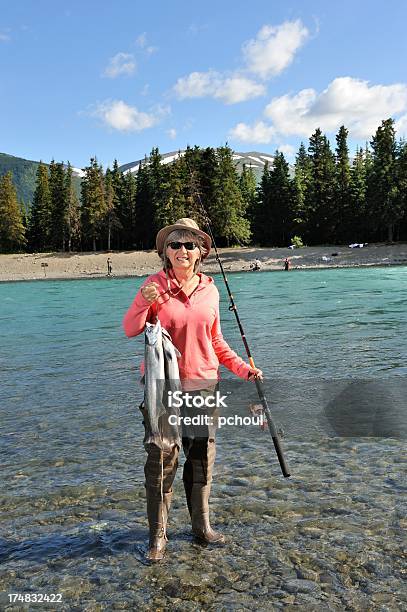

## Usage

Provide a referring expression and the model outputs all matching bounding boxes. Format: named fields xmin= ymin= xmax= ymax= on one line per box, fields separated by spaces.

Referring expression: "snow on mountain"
xmin=118 ymin=150 xmax=275 ymax=180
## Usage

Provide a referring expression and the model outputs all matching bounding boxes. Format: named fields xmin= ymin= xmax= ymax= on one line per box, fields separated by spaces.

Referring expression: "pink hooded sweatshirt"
xmin=122 ymin=269 xmax=251 ymax=382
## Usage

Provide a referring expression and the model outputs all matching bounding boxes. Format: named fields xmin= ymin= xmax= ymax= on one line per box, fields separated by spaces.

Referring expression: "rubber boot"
xmin=144 ymin=444 xmax=179 ymax=562
xmin=183 ymin=439 xmax=225 ymax=544
xmin=145 ymin=490 xmax=172 ymax=562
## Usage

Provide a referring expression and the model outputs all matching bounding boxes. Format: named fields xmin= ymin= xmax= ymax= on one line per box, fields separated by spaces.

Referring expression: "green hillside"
xmin=0 ymin=153 xmax=40 ymax=207
xmin=0 ymin=152 xmax=82 ymax=209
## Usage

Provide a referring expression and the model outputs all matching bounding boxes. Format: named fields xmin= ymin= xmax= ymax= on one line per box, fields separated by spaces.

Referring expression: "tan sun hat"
xmin=156 ymin=218 xmax=211 ymax=259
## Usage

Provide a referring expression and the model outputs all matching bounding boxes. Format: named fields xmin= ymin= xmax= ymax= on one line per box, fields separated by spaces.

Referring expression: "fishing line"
xmin=187 ymin=166 xmax=291 ymax=478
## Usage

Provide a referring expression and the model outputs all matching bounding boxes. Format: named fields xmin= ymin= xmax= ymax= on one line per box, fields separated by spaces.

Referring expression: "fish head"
xmin=145 ymin=320 xmax=162 ymax=345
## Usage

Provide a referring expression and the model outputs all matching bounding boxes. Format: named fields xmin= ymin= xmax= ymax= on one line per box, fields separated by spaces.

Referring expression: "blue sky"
xmin=1 ymin=0 xmax=407 ymax=169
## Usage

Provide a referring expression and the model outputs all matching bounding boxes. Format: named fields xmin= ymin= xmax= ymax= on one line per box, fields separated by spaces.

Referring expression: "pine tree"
xmin=349 ymin=148 xmax=368 ymax=242
xmin=120 ymin=169 xmax=137 ymax=249
xmin=395 ymin=139 xmax=407 ymax=241
xmin=292 ymin=143 xmax=312 ymax=242
xmin=211 ymin=145 xmax=251 ymax=246
xmin=367 ymin=119 xmax=402 ymax=242
xmin=81 ymin=157 xmax=106 ymax=251
xmin=104 ymin=168 xmax=122 ymax=250
xmin=49 ymin=160 xmax=68 ymax=250
xmin=267 ymin=151 xmax=293 ymax=246
xmin=0 ymin=172 xmax=26 ymax=252
xmin=306 ymin=129 xmax=336 ymax=244
xmin=252 ymin=161 xmax=272 ymax=245
xmin=65 ymin=164 xmax=80 ymax=252
xmin=239 ymin=164 xmax=257 ymax=235
xmin=28 ymin=162 xmax=52 ymax=251
xmin=334 ymin=126 xmax=351 ymax=242
xmin=160 ymin=153 xmax=188 ymax=225
xmin=134 ymin=156 xmax=155 ymax=249
xmin=110 ymin=160 xmax=126 ymax=249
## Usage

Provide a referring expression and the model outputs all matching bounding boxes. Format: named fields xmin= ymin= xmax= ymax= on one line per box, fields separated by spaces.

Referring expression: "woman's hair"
xmin=161 ymin=229 xmax=207 ymax=272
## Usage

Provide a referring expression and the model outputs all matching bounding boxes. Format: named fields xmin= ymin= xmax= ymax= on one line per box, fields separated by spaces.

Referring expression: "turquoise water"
xmin=1 ymin=267 xmax=407 ymax=442
xmin=0 ymin=267 xmax=406 ymax=609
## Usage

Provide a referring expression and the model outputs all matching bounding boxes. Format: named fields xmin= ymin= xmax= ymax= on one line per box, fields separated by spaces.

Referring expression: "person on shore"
xmin=122 ymin=218 xmax=262 ymax=562
xmin=284 ymin=258 xmax=290 ymax=271
xmin=107 ymin=258 xmax=112 ymax=276
xmin=250 ymin=258 xmax=262 ymax=271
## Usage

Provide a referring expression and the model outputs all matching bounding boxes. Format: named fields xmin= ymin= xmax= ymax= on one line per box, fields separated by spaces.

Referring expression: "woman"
xmin=123 ymin=218 xmax=262 ymax=561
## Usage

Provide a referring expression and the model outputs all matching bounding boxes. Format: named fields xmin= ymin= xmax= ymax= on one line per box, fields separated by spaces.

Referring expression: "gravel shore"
xmin=1 ymin=243 xmax=407 ymax=282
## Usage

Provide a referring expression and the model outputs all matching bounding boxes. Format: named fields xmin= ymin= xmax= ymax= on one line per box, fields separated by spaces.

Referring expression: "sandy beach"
xmin=1 ymin=243 xmax=407 ymax=282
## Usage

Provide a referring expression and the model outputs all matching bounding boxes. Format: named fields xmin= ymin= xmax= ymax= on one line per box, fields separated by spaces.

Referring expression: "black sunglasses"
xmin=168 ymin=241 xmax=197 ymax=250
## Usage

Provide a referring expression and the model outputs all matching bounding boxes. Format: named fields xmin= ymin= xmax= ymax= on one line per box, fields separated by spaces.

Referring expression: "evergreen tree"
xmin=292 ymin=143 xmax=312 ymax=242
xmin=306 ymin=129 xmax=336 ymax=244
xmin=0 ymin=172 xmax=26 ymax=252
xmin=211 ymin=145 xmax=251 ymax=246
xmin=120 ymin=169 xmax=137 ymax=249
xmin=349 ymin=147 xmax=368 ymax=242
xmin=160 ymin=153 xmax=188 ymax=225
xmin=134 ymin=156 xmax=155 ymax=249
xmin=239 ymin=164 xmax=257 ymax=235
xmin=267 ymin=151 xmax=293 ymax=246
xmin=367 ymin=119 xmax=402 ymax=241
xmin=104 ymin=168 xmax=122 ymax=250
xmin=65 ymin=164 xmax=80 ymax=252
xmin=81 ymin=157 xmax=106 ymax=251
xmin=49 ymin=160 xmax=68 ymax=250
xmin=110 ymin=160 xmax=126 ymax=248
xmin=252 ymin=161 xmax=272 ymax=245
xmin=395 ymin=139 xmax=407 ymax=241
xmin=334 ymin=126 xmax=351 ymax=242
xmin=28 ymin=161 xmax=52 ymax=251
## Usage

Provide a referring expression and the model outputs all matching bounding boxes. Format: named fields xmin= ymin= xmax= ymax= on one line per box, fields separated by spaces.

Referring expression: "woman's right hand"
xmin=141 ymin=282 xmax=160 ymax=304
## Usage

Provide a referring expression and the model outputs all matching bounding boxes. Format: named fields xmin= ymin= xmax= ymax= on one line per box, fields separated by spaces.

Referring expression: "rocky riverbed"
xmin=0 ymin=436 xmax=405 ymax=611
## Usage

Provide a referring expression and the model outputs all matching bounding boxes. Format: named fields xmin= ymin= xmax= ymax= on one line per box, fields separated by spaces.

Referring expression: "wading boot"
xmin=145 ymin=490 xmax=172 ymax=562
xmin=184 ymin=439 xmax=225 ymax=545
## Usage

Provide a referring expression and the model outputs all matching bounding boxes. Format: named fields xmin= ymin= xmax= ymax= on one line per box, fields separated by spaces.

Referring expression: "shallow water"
xmin=1 ymin=268 xmax=406 ymax=609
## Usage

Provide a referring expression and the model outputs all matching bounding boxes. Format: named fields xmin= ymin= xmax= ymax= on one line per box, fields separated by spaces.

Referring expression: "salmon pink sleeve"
xmin=122 ymin=278 xmax=157 ymax=338
xmin=211 ymin=297 xmax=251 ymax=380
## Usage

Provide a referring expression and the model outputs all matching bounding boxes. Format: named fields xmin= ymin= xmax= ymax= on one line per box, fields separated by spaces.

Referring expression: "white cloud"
xmin=103 ymin=53 xmax=136 ymax=78
xmin=174 ymin=70 xmax=265 ymax=104
xmin=0 ymin=32 xmax=11 ymax=42
xmin=278 ymin=144 xmax=296 ymax=158
xmin=136 ymin=32 xmax=147 ymax=48
xmin=136 ymin=32 xmax=158 ymax=55
xmin=173 ymin=20 xmax=308 ymax=105
xmin=167 ymin=128 xmax=177 ymax=139
xmin=229 ymin=121 xmax=276 ymax=144
xmin=215 ymin=76 xmax=266 ymax=104
xmin=395 ymin=114 xmax=407 ymax=138
xmin=91 ymin=100 xmax=160 ymax=132
xmin=229 ymin=77 xmax=407 ymax=144
xmin=242 ymin=20 xmax=309 ymax=80
xmin=264 ymin=77 xmax=407 ymax=138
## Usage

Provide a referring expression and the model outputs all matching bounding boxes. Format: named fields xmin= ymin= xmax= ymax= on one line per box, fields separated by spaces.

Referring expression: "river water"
xmin=0 ymin=267 xmax=406 ymax=610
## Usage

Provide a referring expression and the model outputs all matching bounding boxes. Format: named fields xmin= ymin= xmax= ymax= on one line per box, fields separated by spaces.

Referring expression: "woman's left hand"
xmin=248 ymin=367 xmax=263 ymax=381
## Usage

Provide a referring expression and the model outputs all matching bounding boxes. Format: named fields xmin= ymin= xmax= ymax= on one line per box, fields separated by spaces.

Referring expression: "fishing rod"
xmin=188 ymin=169 xmax=291 ymax=478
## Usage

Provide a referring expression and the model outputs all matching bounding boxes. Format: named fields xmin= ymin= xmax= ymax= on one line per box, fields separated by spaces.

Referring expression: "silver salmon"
xmin=144 ymin=320 xmax=182 ymax=448
xmin=144 ymin=320 xmax=166 ymax=436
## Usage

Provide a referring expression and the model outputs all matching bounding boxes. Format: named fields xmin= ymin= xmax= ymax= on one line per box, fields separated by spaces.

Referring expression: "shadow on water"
xmin=0 ymin=526 xmax=148 ymax=566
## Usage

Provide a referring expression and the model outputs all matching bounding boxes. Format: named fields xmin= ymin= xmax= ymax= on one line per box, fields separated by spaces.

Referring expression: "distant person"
xmin=107 ymin=258 xmax=112 ymax=276
xmin=284 ymin=258 xmax=290 ymax=271
xmin=250 ymin=259 xmax=261 ymax=271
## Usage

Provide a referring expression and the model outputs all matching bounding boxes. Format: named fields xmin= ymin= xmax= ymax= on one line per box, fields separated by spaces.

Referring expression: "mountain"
xmin=0 ymin=153 xmax=83 ymax=208
xmin=119 ymin=150 xmax=275 ymax=182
